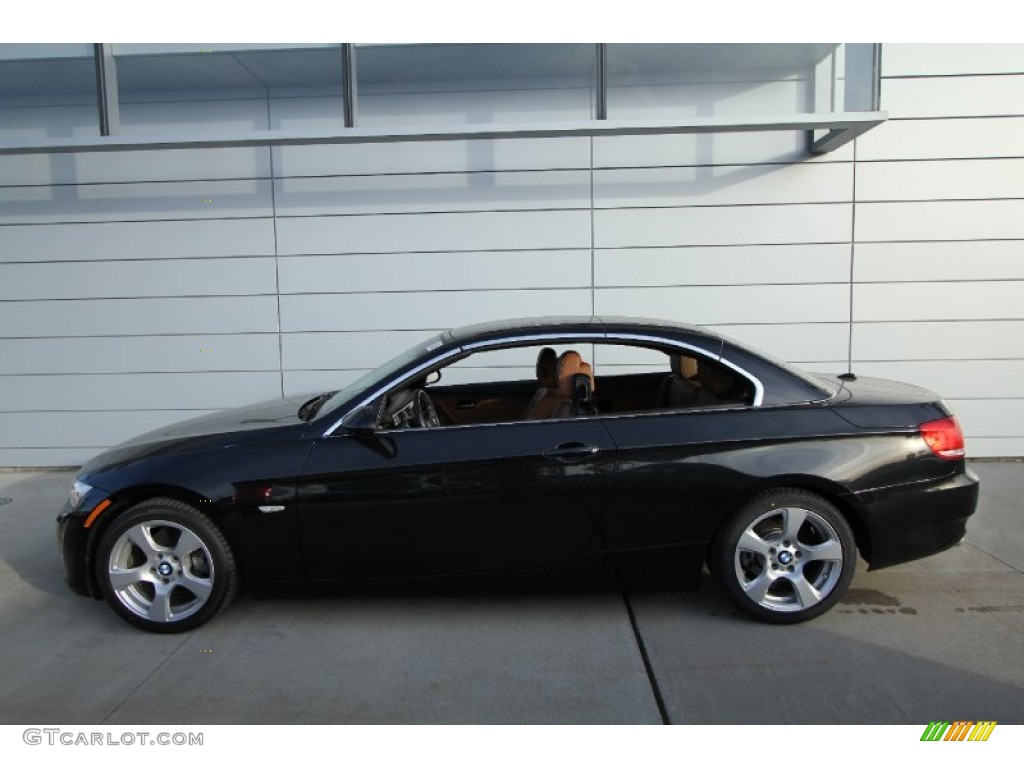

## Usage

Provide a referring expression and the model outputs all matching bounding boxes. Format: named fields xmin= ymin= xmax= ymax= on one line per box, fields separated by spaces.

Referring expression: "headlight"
xmin=69 ymin=479 xmax=93 ymax=509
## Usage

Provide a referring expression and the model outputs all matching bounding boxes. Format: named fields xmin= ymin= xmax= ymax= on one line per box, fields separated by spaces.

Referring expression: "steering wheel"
xmin=412 ymin=389 xmax=441 ymax=429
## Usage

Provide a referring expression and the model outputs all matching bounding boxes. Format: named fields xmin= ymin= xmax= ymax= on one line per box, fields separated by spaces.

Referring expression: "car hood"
xmin=78 ymin=396 xmax=313 ymax=476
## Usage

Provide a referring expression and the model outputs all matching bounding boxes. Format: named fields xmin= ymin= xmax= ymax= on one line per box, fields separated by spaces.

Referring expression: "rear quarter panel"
xmin=597 ymin=402 xmax=959 ymax=564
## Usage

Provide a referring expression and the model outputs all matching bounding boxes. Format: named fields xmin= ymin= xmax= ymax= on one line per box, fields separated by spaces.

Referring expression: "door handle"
xmin=455 ymin=400 xmax=478 ymax=410
xmin=543 ymin=442 xmax=601 ymax=461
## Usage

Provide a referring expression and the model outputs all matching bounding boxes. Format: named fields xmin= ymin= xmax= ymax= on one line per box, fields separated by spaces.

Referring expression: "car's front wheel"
xmin=95 ymin=498 xmax=238 ymax=633
xmin=711 ymin=489 xmax=855 ymax=624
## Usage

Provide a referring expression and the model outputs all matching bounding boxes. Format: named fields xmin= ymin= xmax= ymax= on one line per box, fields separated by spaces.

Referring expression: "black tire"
xmin=711 ymin=488 xmax=855 ymax=624
xmin=95 ymin=497 xmax=238 ymax=633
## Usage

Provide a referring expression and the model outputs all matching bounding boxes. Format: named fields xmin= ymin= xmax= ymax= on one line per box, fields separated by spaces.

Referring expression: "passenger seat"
xmin=697 ymin=361 xmax=746 ymax=405
xmin=525 ymin=350 xmax=582 ymax=419
xmin=521 ymin=347 xmax=558 ymax=419
xmin=660 ymin=354 xmax=705 ymax=408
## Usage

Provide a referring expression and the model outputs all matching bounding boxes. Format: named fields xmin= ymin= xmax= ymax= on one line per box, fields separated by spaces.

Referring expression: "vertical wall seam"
xmin=266 ymin=99 xmax=285 ymax=399
xmin=589 ymin=135 xmax=596 ymax=319
xmin=848 ymin=138 xmax=858 ymax=373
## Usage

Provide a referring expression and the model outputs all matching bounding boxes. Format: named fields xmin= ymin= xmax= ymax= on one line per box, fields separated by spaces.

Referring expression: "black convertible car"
xmin=57 ymin=316 xmax=979 ymax=632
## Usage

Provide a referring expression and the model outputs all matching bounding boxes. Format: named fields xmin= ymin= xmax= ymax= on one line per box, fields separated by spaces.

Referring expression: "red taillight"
xmin=920 ymin=416 xmax=966 ymax=460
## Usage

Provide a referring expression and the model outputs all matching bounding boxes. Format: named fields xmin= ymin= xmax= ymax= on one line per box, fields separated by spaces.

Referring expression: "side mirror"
xmin=425 ymin=370 xmax=442 ymax=385
xmin=342 ymin=403 xmax=396 ymax=459
xmin=342 ymin=404 xmax=378 ymax=436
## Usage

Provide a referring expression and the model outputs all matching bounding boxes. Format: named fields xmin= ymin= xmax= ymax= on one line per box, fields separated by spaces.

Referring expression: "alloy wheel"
xmin=733 ymin=505 xmax=845 ymax=613
xmin=106 ymin=519 xmax=215 ymax=623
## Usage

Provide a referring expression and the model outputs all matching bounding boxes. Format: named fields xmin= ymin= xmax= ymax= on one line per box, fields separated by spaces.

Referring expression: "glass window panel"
xmin=0 ymin=44 xmax=99 ymax=140
xmin=607 ymin=44 xmax=874 ymax=119
xmin=843 ymin=44 xmax=877 ymax=112
xmin=357 ymin=43 xmax=596 ymax=127
xmin=112 ymin=44 xmax=344 ymax=134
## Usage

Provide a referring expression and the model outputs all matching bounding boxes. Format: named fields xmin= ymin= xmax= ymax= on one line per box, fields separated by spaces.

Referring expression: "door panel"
xmin=597 ymin=411 xmax=721 ymax=552
xmin=298 ymin=418 xmax=616 ymax=579
xmin=430 ymin=378 xmax=537 ymax=425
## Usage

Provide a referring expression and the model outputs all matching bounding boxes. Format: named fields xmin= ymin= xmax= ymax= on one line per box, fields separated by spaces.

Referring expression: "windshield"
xmin=310 ymin=332 xmax=449 ymax=420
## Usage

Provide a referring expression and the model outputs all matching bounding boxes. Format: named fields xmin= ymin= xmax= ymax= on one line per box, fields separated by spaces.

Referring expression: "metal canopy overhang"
xmin=0 ymin=112 xmax=886 ymax=156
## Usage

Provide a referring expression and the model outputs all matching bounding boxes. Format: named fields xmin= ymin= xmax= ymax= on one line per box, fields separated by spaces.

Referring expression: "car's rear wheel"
xmin=95 ymin=498 xmax=238 ymax=633
xmin=712 ymin=489 xmax=855 ymax=624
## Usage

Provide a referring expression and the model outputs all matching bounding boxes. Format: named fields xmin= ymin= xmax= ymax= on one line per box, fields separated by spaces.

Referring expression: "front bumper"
xmin=858 ymin=466 xmax=980 ymax=570
xmin=56 ymin=504 xmax=97 ymax=598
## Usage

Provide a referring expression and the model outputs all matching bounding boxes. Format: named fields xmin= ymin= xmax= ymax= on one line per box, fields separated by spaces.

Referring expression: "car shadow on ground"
xmin=0 ymin=471 xmax=75 ymax=597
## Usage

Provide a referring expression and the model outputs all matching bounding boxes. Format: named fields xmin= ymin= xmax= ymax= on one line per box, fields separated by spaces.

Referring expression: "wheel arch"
xmin=708 ymin=474 xmax=873 ymax=565
xmin=84 ymin=483 xmax=239 ymax=596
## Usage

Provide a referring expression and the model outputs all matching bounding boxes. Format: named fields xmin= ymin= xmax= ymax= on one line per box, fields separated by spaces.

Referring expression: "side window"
xmin=589 ymin=343 xmax=755 ymax=415
xmin=379 ymin=343 xmax=599 ymax=429
xmin=374 ymin=340 xmax=755 ymax=431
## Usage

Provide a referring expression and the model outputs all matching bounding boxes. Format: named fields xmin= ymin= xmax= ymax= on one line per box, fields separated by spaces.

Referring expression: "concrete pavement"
xmin=0 ymin=462 xmax=1021 ymax=724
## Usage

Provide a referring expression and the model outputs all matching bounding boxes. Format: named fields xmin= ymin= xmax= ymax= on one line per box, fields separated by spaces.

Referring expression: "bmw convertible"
xmin=57 ymin=316 xmax=979 ymax=632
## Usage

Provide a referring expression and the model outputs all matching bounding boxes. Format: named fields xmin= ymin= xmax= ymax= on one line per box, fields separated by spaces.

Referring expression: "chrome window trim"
xmin=323 ymin=328 xmax=764 ymax=437
xmin=458 ymin=332 xmax=600 ymax=352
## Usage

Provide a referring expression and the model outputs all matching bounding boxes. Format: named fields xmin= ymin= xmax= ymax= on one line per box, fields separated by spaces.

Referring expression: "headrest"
xmin=681 ymin=355 xmax=699 ymax=379
xmin=670 ymin=354 xmax=699 ymax=379
xmin=536 ymin=347 xmax=557 ymax=388
xmin=557 ymin=351 xmax=583 ymax=396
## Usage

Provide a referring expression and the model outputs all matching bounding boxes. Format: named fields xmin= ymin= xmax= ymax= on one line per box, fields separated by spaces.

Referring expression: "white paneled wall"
xmin=0 ymin=179 xmax=274 ymax=224
xmin=880 ymin=44 xmax=1024 ymax=76
xmin=279 ymin=251 xmax=591 ymax=294
xmin=0 ymin=218 xmax=276 ymax=261
xmin=275 ymin=209 xmax=591 ymax=254
xmin=273 ymin=137 xmax=591 ymax=177
xmin=593 ymin=204 xmax=852 ymax=248
xmin=594 ymin=244 xmax=850 ymax=286
xmin=25 ymin=148 xmax=271 ymax=185
xmin=856 ymin=116 xmax=1024 ymax=161
xmin=1 ymin=45 xmax=1023 ymax=465
xmin=880 ymin=75 xmax=1024 ymax=119
xmin=851 ymin=43 xmax=1024 ymax=458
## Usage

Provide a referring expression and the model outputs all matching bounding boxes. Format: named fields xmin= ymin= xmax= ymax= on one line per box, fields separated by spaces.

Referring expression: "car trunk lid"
xmin=816 ymin=374 xmax=951 ymax=429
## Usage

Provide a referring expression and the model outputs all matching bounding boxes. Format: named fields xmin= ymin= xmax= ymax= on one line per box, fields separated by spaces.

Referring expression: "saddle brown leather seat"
xmin=525 ymin=350 xmax=583 ymax=420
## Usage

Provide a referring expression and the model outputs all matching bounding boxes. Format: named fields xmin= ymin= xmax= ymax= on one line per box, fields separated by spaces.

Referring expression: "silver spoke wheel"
xmin=733 ymin=505 xmax=844 ymax=613
xmin=107 ymin=519 xmax=215 ymax=624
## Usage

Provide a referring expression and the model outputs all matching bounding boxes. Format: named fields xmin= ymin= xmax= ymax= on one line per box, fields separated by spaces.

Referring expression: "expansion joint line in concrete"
xmin=621 ymin=589 xmax=670 ymax=725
